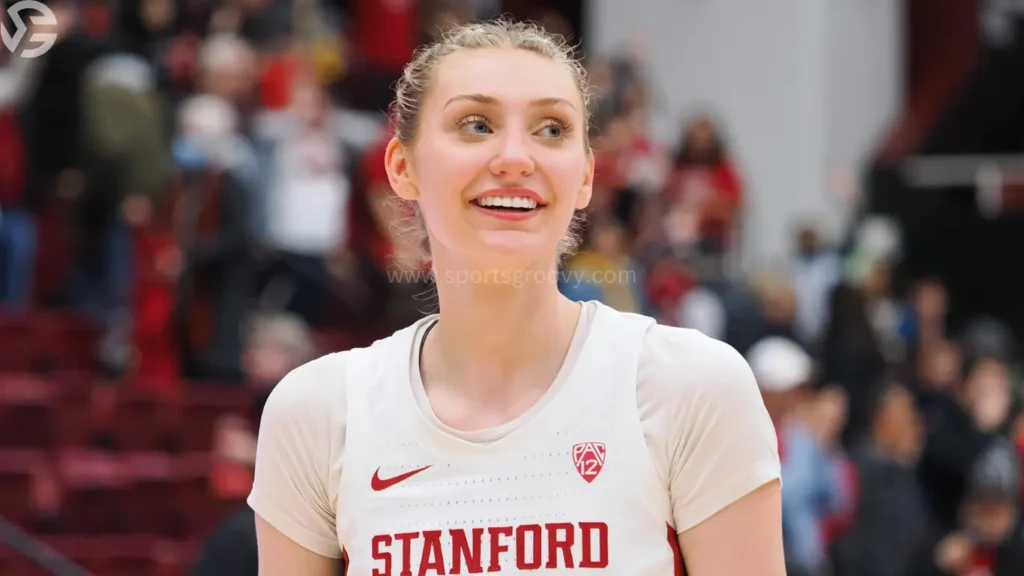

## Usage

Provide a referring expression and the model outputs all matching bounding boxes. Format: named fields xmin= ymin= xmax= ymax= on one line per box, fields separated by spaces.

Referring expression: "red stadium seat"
xmin=113 ymin=389 xmax=181 ymax=452
xmin=0 ymin=333 xmax=39 ymax=371
xmin=170 ymin=452 xmax=222 ymax=536
xmin=0 ymin=449 xmax=46 ymax=526
xmin=0 ymin=311 xmax=98 ymax=372
xmin=119 ymin=452 xmax=180 ymax=536
xmin=56 ymin=449 xmax=125 ymax=534
xmin=0 ymin=374 xmax=57 ymax=448
xmin=179 ymin=386 xmax=250 ymax=451
xmin=42 ymin=535 xmax=183 ymax=576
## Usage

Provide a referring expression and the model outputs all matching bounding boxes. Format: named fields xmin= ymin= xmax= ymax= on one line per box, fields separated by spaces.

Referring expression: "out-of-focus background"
xmin=1 ymin=0 xmax=1024 ymax=575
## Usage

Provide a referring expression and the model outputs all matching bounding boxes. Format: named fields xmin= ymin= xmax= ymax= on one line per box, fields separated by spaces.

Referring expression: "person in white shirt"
xmin=248 ymin=19 xmax=783 ymax=576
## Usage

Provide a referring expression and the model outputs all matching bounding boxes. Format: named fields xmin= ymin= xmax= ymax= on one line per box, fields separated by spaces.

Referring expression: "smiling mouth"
xmin=471 ymin=196 xmax=542 ymax=212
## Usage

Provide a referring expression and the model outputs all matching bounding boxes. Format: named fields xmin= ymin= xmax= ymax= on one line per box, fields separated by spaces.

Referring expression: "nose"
xmin=489 ymin=126 xmax=535 ymax=179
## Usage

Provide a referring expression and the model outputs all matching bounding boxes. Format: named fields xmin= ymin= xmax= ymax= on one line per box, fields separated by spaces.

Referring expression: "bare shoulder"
xmin=638 ymin=324 xmax=758 ymax=406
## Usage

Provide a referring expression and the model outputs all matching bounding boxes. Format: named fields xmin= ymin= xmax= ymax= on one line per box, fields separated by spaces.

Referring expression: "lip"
xmin=471 ymin=187 xmax=546 ymax=206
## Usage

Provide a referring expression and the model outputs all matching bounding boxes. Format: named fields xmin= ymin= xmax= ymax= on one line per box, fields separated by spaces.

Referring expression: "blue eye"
xmin=458 ymin=116 xmax=491 ymax=135
xmin=539 ymin=124 xmax=563 ymax=139
xmin=537 ymin=120 xmax=571 ymax=139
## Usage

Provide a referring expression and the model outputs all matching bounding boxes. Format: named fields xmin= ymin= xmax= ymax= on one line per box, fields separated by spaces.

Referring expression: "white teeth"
xmin=476 ymin=196 xmax=539 ymax=209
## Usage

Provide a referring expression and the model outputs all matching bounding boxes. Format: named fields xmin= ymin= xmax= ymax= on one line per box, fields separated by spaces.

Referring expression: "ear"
xmin=575 ymin=150 xmax=596 ymax=210
xmin=385 ymin=137 xmax=419 ymax=201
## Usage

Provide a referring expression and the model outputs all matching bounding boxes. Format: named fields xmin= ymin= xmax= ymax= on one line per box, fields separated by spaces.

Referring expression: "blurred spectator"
xmin=348 ymin=0 xmax=417 ymax=110
xmin=346 ymin=132 xmax=432 ymax=330
xmin=790 ymin=224 xmax=842 ymax=347
xmin=643 ymin=255 xmax=693 ymax=326
xmin=187 ymin=502 xmax=258 ymax=576
xmin=172 ymin=93 xmax=257 ymax=382
xmin=919 ymin=356 xmax=1015 ymax=535
xmin=926 ymin=439 xmax=1024 ymax=576
xmin=754 ymin=274 xmax=802 ymax=345
xmin=191 ymin=312 xmax=314 ymax=576
xmin=847 ymin=216 xmax=906 ymax=363
xmin=210 ymin=312 xmax=314 ymax=498
xmin=132 ymin=196 xmax=182 ymax=387
xmin=197 ymin=33 xmax=258 ymax=115
xmin=748 ymin=336 xmax=852 ymax=575
xmin=906 ymin=279 xmax=952 ymax=382
xmin=678 ymin=283 xmax=727 ymax=341
xmin=76 ymin=31 xmax=174 ymax=376
xmin=662 ymin=116 xmax=743 ymax=259
xmin=254 ymin=77 xmax=353 ymax=327
xmin=918 ymin=339 xmax=963 ymax=396
xmin=0 ymin=49 xmax=40 ymax=311
xmin=561 ymin=215 xmax=646 ymax=313
xmin=820 ymin=284 xmax=887 ymax=448
xmin=833 ymin=382 xmax=930 ymax=576
xmin=22 ymin=1 xmax=104 ymax=211
xmin=960 ymin=317 xmax=1016 ymax=366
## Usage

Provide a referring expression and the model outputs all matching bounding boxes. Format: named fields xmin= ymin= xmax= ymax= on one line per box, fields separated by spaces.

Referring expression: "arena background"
xmin=2 ymin=0 xmax=1024 ymax=575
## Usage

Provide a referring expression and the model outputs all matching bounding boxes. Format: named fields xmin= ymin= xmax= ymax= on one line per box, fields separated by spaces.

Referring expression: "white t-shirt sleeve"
xmin=639 ymin=326 xmax=781 ymax=534
xmin=247 ymin=354 xmax=346 ymax=558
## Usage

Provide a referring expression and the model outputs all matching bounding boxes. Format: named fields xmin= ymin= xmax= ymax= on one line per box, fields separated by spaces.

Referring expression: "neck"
xmin=426 ymin=252 xmax=582 ymax=399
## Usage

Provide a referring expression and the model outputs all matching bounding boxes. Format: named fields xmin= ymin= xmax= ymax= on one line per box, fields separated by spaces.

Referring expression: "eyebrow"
xmin=443 ymin=94 xmax=577 ymax=111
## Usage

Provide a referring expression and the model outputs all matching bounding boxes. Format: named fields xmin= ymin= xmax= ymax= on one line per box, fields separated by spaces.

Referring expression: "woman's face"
xmin=387 ymin=48 xmax=594 ymax=272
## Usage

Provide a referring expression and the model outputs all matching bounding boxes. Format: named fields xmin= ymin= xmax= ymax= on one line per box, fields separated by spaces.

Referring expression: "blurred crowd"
xmin=0 ymin=1 xmax=1023 ymax=575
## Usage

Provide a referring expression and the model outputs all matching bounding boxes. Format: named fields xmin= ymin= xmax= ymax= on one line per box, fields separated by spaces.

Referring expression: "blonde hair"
xmin=389 ymin=19 xmax=592 ymax=267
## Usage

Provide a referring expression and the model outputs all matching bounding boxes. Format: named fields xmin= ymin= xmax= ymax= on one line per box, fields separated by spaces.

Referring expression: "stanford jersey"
xmin=249 ymin=302 xmax=780 ymax=574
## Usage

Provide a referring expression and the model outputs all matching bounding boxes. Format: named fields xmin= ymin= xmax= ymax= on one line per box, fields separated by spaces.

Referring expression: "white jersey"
xmin=249 ymin=301 xmax=780 ymax=575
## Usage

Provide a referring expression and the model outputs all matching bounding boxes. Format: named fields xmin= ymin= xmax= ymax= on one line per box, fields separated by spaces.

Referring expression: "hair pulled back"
xmin=388 ymin=19 xmax=593 ymax=267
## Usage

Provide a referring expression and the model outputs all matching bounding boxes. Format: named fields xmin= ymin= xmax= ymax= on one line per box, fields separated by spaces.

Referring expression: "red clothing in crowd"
xmin=664 ymin=161 xmax=743 ymax=244
xmin=822 ymin=456 xmax=859 ymax=545
xmin=964 ymin=548 xmax=995 ymax=576
xmin=259 ymin=53 xmax=301 ymax=110
xmin=132 ymin=229 xmax=180 ymax=391
xmin=352 ymin=0 xmax=418 ymax=71
xmin=0 ymin=113 xmax=25 ymax=207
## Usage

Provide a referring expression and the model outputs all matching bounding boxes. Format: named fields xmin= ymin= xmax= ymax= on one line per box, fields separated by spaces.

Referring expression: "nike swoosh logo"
xmin=371 ymin=465 xmax=432 ymax=491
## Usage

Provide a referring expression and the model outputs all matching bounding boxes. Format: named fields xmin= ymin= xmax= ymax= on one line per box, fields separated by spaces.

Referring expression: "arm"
xmin=255 ymin=515 xmax=339 ymax=576
xmin=247 ymin=357 xmax=346 ymax=575
xmin=658 ymin=332 xmax=784 ymax=575
xmin=678 ymin=481 xmax=784 ymax=576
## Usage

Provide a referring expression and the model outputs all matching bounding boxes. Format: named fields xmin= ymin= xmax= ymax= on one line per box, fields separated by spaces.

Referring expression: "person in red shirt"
xmin=348 ymin=0 xmax=418 ymax=111
xmin=663 ymin=116 xmax=743 ymax=257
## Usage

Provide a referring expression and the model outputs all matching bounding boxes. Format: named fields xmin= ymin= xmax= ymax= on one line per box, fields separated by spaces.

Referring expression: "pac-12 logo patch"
xmin=572 ymin=442 xmax=606 ymax=483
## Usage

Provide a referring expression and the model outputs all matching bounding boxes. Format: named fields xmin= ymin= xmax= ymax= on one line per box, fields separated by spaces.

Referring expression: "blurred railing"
xmin=0 ymin=515 xmax=93 ymax=576
xmin=902 ymin=154 xmax=1024 ymax=217
xmin=868 ymin=152 xmax=1024 ymax=343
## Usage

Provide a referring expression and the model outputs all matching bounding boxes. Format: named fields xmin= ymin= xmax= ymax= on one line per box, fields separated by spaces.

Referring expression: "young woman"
xmin=249 ymin=20 xmax=784 ymax=575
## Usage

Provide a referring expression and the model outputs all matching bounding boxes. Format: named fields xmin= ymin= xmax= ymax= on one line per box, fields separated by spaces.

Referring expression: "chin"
xmin=474 ymin=230 xmax=555 ymax=262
